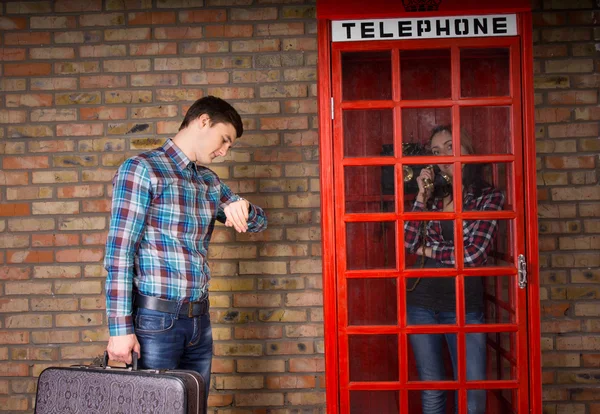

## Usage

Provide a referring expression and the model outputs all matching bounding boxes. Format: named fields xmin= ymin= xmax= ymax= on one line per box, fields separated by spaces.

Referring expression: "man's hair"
xmin=179 ymin=96 xmax=243 ymax=138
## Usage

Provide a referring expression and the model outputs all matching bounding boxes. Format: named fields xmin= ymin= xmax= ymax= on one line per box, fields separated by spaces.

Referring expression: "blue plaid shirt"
xmin=104 ymin=139 xmax=267 ymax=336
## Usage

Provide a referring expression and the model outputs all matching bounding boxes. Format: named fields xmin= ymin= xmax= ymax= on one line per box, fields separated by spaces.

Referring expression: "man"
xmin=104 ymin=96 xmax=267 ymax=402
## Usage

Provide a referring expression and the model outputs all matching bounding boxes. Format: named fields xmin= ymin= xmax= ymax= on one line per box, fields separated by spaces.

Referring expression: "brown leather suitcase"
xmin=34 ymin=352 xmax=206 ymax=414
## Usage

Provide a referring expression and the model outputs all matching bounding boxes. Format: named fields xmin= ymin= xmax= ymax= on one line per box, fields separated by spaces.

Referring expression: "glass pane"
xmin=344 ymin=109 xmax=394 ymax=157
xmin=402 ymin=165 xmax=454 ymax=211
xmin=469 ymin=275 xmax=516 ymax=324
xmin=349 ymin=334 xmax=398 ymax=381
xmin=404 ymin=218 xmax=512 ymax=269
xmin=401 ymin=49 xmax=451 ymax=100
xmin=347 ymin=222 xmax=396 ymax=270
xmin=342 ymin=51 xmax=392 ymax=101
xmin=461 ymin=48 xmax=510 ymax=98
xmin=460 ymin=106 xmax=511 ymax=154
xmin=350 ymin=391 xmax=399 ymax=414
xmin=408 ymin=389 xmax=456 ymax=413
xmin=406 ymin=277 xmax=457 ymax=324
xmin=348 ymin=278 xmax=397 ymax=326
xmin=402 ymin=107 xmax=452 ymax=152
xmin=408 ymin=333 xmax=456 ymax=381
xmin=345 ymin=166 xmax=395 ymax=213
xmin=468 ymin=218 xmax=514 ymax=267
xmin=462 ymin=162 xmax=511 ymax=211
xmin=486 ymin=389 xmax=518 ymax=414
xmin=404 ymin=220 xmax=456 ymax=269
xmin=485 ymin=332 xmax=517 ymax=380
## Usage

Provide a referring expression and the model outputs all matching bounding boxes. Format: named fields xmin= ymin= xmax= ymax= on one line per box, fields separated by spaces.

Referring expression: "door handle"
xmin=518 ymin=254 xmax=527 ymax=289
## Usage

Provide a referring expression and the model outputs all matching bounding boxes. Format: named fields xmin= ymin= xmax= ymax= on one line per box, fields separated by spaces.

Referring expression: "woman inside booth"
xmin=404 ymin=125 xmax=505 ymax=414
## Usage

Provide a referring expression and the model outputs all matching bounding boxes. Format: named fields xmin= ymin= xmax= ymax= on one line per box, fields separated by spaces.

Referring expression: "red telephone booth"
xmin=316 ymin=1 xmax=541 ymax=413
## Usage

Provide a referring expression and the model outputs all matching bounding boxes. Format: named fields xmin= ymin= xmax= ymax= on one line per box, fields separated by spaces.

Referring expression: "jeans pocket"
xmin=134 ymin=310 xmax=175 ymax=334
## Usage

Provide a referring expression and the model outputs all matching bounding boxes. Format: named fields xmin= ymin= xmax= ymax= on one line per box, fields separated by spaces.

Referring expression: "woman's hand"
xmin=416 ymin=245 xmax=432 ymax=258
xmin=416 ymin=167 xmax=434 ymax=203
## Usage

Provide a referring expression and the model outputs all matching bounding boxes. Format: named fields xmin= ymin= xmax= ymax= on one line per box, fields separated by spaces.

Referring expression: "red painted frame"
xmin=317 ymin=2 xmax=540 ymax=414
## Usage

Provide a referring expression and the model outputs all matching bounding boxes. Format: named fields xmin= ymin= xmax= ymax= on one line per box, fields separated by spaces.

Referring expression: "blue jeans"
xmin=133 ymin=307 xmax=213 ymax=404
xmin=407 ymin=306 xmax=486 ymax=414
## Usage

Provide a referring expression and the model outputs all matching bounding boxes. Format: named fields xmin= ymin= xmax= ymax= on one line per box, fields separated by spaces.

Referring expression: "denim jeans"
xmin=133 ymin=307 xmax=213 ymax=403
xmin=407 ymin=306 xmax=486 ymax=414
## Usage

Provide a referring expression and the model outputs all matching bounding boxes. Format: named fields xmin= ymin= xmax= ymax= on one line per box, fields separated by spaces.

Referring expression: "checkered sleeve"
xmin=217 ymin=181 xmax=267 ymax=233
xmin=104 ymin=158 xmax=152 ymax=336
xmin=431 ymin=189 xmax=505 ymax=266
xmin=404 ymin=200 xmax=426 ymax=253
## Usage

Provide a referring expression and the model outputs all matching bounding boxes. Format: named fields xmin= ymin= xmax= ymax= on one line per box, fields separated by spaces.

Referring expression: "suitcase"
xmin=34 ymin=352 xmax=206 ymax=414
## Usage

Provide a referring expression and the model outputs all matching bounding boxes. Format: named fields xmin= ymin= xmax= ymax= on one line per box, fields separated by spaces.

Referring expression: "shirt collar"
xmin=163 ymin=139 xmax=194 ymax=173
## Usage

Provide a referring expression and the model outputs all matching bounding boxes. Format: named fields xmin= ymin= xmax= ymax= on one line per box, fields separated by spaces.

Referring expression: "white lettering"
xmin=331 ymin=14 xmax=517 ymax=42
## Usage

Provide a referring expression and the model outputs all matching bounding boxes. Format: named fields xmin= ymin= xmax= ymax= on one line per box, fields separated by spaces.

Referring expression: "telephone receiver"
xmin=402 ymin=164 xmax=452 ymax=188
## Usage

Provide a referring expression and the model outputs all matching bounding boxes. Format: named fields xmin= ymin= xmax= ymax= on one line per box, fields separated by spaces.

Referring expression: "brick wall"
xmin=0 ymin=1 xmax=322 ymax=412
xmin=1 ymin=0 xmax=599 ymax=413
xmin=533 ymin=1 xmax=600 ymax=413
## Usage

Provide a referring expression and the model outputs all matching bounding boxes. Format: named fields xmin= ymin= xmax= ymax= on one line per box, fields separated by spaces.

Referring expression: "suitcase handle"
xmin=103 ymin=351 xmax=139 ymax=371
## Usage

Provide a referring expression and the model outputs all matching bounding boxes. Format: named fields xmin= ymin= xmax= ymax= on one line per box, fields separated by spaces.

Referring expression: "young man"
xmin=104 ymin=96 xmax=267 ymax=401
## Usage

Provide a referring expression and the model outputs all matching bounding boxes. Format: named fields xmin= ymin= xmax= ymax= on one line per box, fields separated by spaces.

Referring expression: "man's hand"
xmin=224 ymin=199 xmax=250 ymax=233
xmin=107 ymin=334 xmax=140 ymax=364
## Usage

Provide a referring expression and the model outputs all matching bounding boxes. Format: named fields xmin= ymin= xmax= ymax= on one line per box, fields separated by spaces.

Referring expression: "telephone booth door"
xmin=317 ymin=2 xmax=541 ymax=414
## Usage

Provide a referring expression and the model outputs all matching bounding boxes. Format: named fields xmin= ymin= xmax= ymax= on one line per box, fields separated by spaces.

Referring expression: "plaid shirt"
xmin=104 ymin=139 xmax=267 ymax=336
xmin=404 ymin=186 xmax=505 ymax=266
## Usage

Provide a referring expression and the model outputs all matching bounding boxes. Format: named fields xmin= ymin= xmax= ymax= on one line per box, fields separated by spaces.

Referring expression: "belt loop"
xmin=174 ymin=299 xmax=184 ymax=320
xmin=188 ymin=301 xmax=194 ymax=318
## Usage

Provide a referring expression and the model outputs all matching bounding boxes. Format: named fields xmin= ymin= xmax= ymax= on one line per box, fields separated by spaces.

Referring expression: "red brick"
xmin=4 ymin=32 xmax=51 ymax=45
xmin=205 ymin=24 xmax=253 ymax=38
xmin=4 ymin=63 xmax=51 ymax=76
xmin=179 ymin=10 xmax=227 ymax=23
xmin=82 ymin=200 xmax=111 ymax=213
xmin=56 ymin=249 xmax=104 ymax=263
xmin=0 ymin=17 xmax=27 ymax=30
xmin=57 ymin=185 xmax=104 ymax=198
xmin=0 ymin=267 xmax=31 ymax=280
xmin=7 ymin=250 xmax=54 ymax=264
xmin=0 ymin=204 xmax=30 ymax=217
xmin=3 ymin=156 xmax=49 ymax=170
xmin=0 ymin=363 xmax=29 ymax=377
xmin=32 ymin=234 xmax=80 ymax=247
xmin=0 ymin=48 xmax=26 ymax=61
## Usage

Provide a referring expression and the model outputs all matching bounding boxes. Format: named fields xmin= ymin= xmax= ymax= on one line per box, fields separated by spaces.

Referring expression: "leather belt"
xmin=133 ymin=293 xmax=209 ymax=318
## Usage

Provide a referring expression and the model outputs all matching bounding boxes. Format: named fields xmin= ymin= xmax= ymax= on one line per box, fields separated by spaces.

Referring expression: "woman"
xmin=404 ymin=125 xmax=505 ymax=414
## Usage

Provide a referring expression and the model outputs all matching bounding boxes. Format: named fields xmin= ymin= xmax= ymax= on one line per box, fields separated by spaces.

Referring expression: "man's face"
xmin=194 ymin=116 xmax=237 ymax=165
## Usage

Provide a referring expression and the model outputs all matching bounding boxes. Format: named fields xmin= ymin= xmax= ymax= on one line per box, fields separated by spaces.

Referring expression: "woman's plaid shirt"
xmin=404 ymin=186 xmax=505 ymax=267
xmin=104 ymin=139 xmax=267 ymax=336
